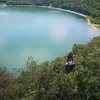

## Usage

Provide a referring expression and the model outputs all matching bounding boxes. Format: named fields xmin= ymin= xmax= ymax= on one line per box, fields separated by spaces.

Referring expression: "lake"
xmin=0 ymin=6 xmax=100 ymax=72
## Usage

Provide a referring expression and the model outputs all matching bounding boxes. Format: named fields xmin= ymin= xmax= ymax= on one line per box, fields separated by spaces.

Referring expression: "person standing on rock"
xmin=67 ymin=50 xmax=73 ymax=64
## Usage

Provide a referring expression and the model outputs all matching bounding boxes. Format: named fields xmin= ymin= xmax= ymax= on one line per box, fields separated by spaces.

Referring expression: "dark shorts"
xmin=64 ymin=63 xmax=75 ymax=73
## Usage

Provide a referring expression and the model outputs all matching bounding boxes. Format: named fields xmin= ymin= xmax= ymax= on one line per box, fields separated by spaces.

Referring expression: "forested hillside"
xmin=0 ymin=0 xmax=100 ymax=24
xmin=0 ymin=36 xmax=100 ymax=100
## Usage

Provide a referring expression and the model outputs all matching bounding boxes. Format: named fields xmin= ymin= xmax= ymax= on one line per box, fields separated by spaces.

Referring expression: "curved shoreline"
xmin=40 ymin=6 xmax=86 ymax=17
xmin=0 ymin=4 xmax=100 ymax=30
xmin=39 ymin=6 xmax=100 ymax=30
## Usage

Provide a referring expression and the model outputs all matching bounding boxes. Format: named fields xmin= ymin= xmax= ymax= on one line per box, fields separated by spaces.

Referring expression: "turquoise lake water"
xmin=0 ymin=6 xmax=100 ymax=72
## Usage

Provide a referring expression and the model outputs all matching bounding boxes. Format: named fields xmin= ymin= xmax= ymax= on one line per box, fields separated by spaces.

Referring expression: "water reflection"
xmin=0 ymin=6 xmax=100 ymax=72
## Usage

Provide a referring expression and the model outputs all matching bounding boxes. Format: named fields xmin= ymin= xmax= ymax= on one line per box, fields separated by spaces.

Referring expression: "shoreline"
xmin=40 ymin=6 xmax=87 ymax=17
xmin=86 ymin=17 xmax=100 ymax=30
xmin=0 ymin=4 xmax=100 ymax=30
xmin=39 ymin=6 xmax=100 ymax=30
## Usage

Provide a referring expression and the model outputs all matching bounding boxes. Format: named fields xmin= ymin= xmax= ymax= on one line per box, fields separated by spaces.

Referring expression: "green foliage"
xmin=0 ymin=68 xmax=24 ymax=100
xmin=0 ymin=36 xmax=100 ymax=100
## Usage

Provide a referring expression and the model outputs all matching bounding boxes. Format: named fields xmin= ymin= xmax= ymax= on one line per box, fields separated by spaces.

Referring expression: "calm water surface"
xmin=0 ymin=6 xmax=100 ymax=72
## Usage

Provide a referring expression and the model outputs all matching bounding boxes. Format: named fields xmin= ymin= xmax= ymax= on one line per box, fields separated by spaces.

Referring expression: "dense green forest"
xmin=0 ymin=36 xmax=100 ymax=100
xmin=0 ymin=0 xmax=100 ymax=24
